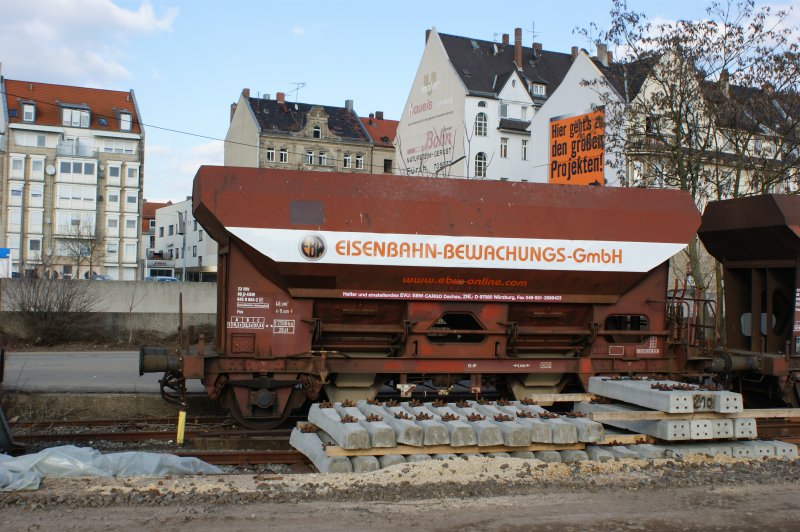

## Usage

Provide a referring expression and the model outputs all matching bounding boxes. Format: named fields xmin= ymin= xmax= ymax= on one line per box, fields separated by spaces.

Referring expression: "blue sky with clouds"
xmin=1 ymin=0 xmax=797 ymax=201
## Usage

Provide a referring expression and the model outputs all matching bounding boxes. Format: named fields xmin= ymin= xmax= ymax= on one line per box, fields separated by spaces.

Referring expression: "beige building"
xmin=225 ymin=89 xmax=396 ymax=175
xmin=0 ymin=77 xmax=144 ymax=279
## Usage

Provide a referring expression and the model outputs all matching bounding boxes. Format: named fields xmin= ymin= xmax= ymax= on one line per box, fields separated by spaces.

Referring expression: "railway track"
xmin=8 ymin=417 xmax=310 ymax=470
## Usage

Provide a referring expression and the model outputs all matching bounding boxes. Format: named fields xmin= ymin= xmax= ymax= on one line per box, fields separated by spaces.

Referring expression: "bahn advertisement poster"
xmin=549 ymin=108 xmax=605 ymax=186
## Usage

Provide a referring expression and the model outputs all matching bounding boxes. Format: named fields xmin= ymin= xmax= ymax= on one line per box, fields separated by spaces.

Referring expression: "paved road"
xmin=0 ymin=351 xmax=205 ymax=393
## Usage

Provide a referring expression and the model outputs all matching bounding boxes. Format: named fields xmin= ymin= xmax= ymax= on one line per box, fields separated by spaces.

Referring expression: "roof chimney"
xmin=230 ymin=102 xmax=237 ymax=122
xmin=514 ymin=28 xmax=523 ymax=70
xmin=425 ymin=29 xmax=431 ymax=44
xmin=571 ymin=46 xmax=579 ymax=60
xmin=376 ymin=111 xmax=384 ymax=120
xmin=277 ymin=92 xmax=285 ymax=104
xmin=369 ymin=113 xmax=374 ymax=119
xmin=345 ymin=99 xmax=353 ymax=111
xmin=533 ymin=42 xmax=542 ymax=56
xmin=607 ymin=51 xmax=613 ymax=65
xmin=596 ymin=43 xmax=608 ymax=66
xmin=242 ymin=88 xmax=250 ymax=98
xmin=502 ymin=33 xmax=509 ymax=46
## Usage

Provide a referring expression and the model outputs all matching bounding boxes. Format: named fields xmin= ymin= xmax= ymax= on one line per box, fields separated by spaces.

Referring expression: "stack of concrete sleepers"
xmin=290 ymin=400 xmax=606 ymax=472
xmin=580 ymin=376 xmax=756 ymax=441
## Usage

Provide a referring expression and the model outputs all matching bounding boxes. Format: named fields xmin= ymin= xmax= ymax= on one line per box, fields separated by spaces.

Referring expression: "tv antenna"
xmin=528 ymin=21 xmax=539 ymax=43
xmin=290 ymin=82 xmax=306 ymax=103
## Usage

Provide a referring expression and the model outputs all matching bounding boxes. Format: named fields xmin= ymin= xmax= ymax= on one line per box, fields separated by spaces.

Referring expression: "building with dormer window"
xmin=0 ymin=76 xmax=144 ymax=279
xmin=225 ymin=90 xmax=375 ymax=174
xmin=396 ymin=27 xmax=619 ymax=182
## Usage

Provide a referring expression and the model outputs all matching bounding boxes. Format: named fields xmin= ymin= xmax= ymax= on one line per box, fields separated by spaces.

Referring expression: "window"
xmin=474 ymin=113 xmax=487 ymax=136
xmin=475 ymin=152 xmax=487 ymax=178
xmin=62 ymin=108 xmax=90 ymax=128
xmin=355 ymin=154 xmax=364 ymax=169
xmin=107 ymin=242 xmax=118 ymax=255
xmin=107 ymin=164 xmax=121 ymax=185
xmin=108 ymin=192 xmax=120 ymax=204
xmin=343 ymin=153 xmax=351 ymax=168
xmin=29 ymin=239 xmax=41 ymax=252
xmin=191 ymin=220 xmax=196 ymax=231
xmin=521 ymin=139 xmax=528 ymax=161
xmin=279 ymin=148 xmax=288 ymax=163
xmin=478 ymin=101 xmax=487 ymax=108
xmin=8 ymin=208 xmax=22 ymax=231
xmin=531 ymin=84 xmax=546 ymax=97
xmin=199 ymin=230 xmax=203 ymax=241
xmin=384 ymin=159 xmax=392 ymax=173
xmin=125 ymin=243 xmax=136 ymax=259
xmin=108 ymin=217 xmax=118 ymax=229
xmin=500 ymin=137 xmax=508 ymax=158
xmin=313 ymin=125 xmax=322 ymax=139
xmin=125 ymin=192 xmax=138 ymax=212
xmin=149 ymin=219 xmax=156 ymax=229
xmin=500 ymin=104 xmax=508 ymax=118
xmin=30 ymin=184 xmax=44 ymax=207
xmin=192 ymin=245 xmax=197 ymax=257
xmin=306 ymin=150 xmax=314 ymax=164
xmin=29 ymin=211 xmax=43 ymax=233
xmin=120 ymin=113 xmax=132 ymax=131
xmin=159 ymin=227 xmax=164 ymax=237
xmin=10 ymin=184 xmax=23 ymax=207
xmin=266 ymin=147 xmax=275 ymax=162
xmin=23 ymin=103 xmax=35 ymax=122
xmin=126 ymin=219 xmax=136 ymax=229
xmin=11 ymin=157 xmax=24 ymax=178
xmin=318 ymin=152 xmax=327 ymax=166
xmin=126 ymin=166 xmax=139 ymax=186
xmin=30 ymin=158 xmax=45 ymax=180
xmin=521 ymin=106 xmax=528 ymax=120
xmin=169 ymin=225 xmax=174 ymax=236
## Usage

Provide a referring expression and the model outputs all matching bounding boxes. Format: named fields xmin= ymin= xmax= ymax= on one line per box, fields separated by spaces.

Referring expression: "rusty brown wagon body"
xmin=142 ymin=166 xmax=709 ymax=427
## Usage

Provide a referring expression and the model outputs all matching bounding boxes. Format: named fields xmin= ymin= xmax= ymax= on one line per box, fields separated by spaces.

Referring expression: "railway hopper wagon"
xmin=141 ymin=166 xmax=704 ymax=428
xmin=699 ymin=194 xmax=800 ymax=405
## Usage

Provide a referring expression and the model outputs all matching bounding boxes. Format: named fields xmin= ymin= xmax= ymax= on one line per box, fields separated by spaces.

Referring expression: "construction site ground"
xmin=3 ymin=455 xmax=800 ymax=531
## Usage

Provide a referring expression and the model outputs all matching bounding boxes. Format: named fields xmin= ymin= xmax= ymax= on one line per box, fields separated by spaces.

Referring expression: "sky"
xmin=1 ymin=0 xmax=798 ymax=202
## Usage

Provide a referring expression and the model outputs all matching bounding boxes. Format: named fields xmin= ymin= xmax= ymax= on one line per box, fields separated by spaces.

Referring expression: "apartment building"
xmin=153 ymin=198 xmax=217 ymax=281
xmin=225 ymin=90 xmax=376 ymax=173
xmin=360 ymin=112 xmax=398 ymax=174
xmin=0 ymin=77 xmax=144 ymax=279
xmin=396 ymin=28 xmax=616 ymax=182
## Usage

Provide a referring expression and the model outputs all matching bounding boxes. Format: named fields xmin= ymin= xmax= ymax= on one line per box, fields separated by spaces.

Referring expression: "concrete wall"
xmin=0 ymin=279 xmax=216 ymax=340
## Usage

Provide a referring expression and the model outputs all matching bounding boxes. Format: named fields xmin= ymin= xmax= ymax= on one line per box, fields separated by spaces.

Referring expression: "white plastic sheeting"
xmin=0 ymin=445 xmax=222 ymax=491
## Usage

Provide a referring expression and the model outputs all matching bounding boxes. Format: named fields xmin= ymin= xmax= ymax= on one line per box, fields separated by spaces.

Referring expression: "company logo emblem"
xmin=299 ymin=233 xmax=326 ymax=261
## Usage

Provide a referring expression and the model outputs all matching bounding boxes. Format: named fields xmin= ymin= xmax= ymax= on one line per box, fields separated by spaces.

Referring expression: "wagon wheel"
xmin=222 ymin=385 xmax=294 ymax=430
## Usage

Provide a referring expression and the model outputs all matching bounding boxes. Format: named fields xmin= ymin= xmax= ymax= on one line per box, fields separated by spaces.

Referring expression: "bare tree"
xmin=3 ymin=269 xmax=100 ymax=344
xmin=57 ymin=220 xmax=106 ymax=279
xmin=577 ymin=0 xmax=799 ymax=337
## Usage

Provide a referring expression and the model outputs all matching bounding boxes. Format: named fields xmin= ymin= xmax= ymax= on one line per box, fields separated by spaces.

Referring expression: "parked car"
xmin=91 ymin=274 xmax=113 ymax=281
xmin=145 ymin=276 xmax=179 ymax=282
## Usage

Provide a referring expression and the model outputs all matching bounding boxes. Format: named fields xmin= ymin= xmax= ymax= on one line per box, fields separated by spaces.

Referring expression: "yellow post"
xmin=176 ymin=409 xmax=187 ymax=445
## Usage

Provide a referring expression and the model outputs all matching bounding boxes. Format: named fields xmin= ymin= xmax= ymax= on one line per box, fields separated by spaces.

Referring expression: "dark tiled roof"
xmin=247 ymin=97 xmax=370 ymax=143
xmin=5 ymin=79 xmax=142 ymax=133
xmin=438 ymin=33 xmax=612 ymax=98
xmin=360 ymin=116 xmax=399 ymax=147
xmin=704 ymin=82 xmax=799 ymax=140
xmin=605 ymin=54 xmax=660 ymax=103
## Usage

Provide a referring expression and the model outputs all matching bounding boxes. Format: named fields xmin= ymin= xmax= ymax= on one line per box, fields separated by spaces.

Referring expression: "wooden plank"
xmin=523 ymin=393 xmax=597 ymax=403
xmin=325 ymin=442 xmax=585 ymax=457
xmin=602 ymin=433 xmax=654 ymax=445
xmin=588 ymin=408 xmax=800 ymax=422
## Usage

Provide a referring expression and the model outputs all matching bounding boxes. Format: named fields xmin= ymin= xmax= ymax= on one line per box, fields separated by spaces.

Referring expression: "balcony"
xmin=57 ymin=141 xmax=97 ymax=158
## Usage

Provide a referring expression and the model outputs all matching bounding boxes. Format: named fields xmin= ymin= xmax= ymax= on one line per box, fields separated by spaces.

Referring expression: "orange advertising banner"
xmin=549 ymin=109 xmax=605 ymax=185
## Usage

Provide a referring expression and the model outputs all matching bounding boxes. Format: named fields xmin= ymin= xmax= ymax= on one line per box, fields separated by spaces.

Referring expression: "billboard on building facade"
xmin=549 ymin=108 xmax=605 ymax=185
